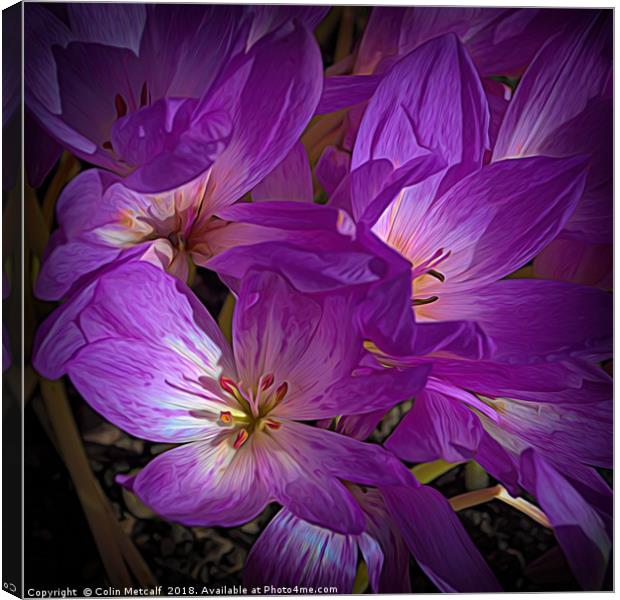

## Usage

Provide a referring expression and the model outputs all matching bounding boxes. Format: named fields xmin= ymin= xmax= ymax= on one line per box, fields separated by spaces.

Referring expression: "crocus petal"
xmin=266 ymin=421 xmax=410 ymax=489
xmin=400 ymin=156 xmax=588 ymax=297
xmin=253 ymin=426 xmax=366 ymax=535
xmin=519 ymin=449 xmax=610 ymax=590
xmin=245 ymin=6 xmax=329 ymax=48
xmin=34 ymin=261 xmax=235 ymax=383
xmin=534 ymin=238 xmax=612 ymax=289
xmin=244 ymin=509 xmax=359 ymax=592
xmin=315 ymin=75 xmax=382 ymax=115
xmin=353 ymin=33 xmax=489 ymax=205
xmin=385 ymin=387 xmax=484 ymax=463
xmin=315 ymin=146 xmax=351 ymax=198
xmin=493 ymin=12 xmax=612 ymax=245
xmin=66 ymin=339 xmax=229 ymax=443
xmin=67 ymin=3 xmax=146 ymax=53
xmin=428 ymin=279 xmax=612 ymax=363
xmin=252 ymin=142 xmax=313 ymax=203
xmin=126 ymin=436 xmax=270 ymax=528
xmin=24 ymin=3 xmax=71 ymax=116
xmin=35 ymin=234 xmax=124 ymax=301
xmin=382 ymin=483 xmax=501 ymax=592
xmin=199 ymin=20 xmax=323 ymax=212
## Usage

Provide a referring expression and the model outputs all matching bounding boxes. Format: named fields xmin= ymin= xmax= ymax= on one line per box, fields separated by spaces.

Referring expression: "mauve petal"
xmin=67 ymin=339 xmax=228 ymax=443
xmin=128 ymin=436 xmax=270 ymax=527
xmin=199 ymin=20 xmax=322 ymax=212
xmin=33 ymin=261 xmax=235 ymax=381
xmin=232 ymin=269 xmax=323 ymax=388
xmin=385 ymin=387 xmax=483 ymax=463
xmin=254 ymin=426 xmax=365 ymax=535
xmin=428 ymin=279 xmax=612 ymax=363
xmin=408 ymin=319 xmax=494 ymax=361
xmin=252 ymin=142 xmax=313 ymax=203
xmin=316 ymin=75 xmax=382 ymax=115
xmin=494 ymin=13 xmax=611 ymax=163
xmin=483 ymin=391 xmax=612 ymax=470
xmin=382 ymin=483 xmax=501 ymax=592
xmin=353 ymin=33 xmax=489 ymax=204
xmin=34 ymin=235 xmax=123 ymax=301
xmin=534 ymin=238 xmax=612 ymax=289
xmin=278 ymin=361 xmax=429 ymax=422
xmin=406 ymin=156 xmax=588 ymax=295
xmin=53 ymin=41 xmax=147 ymax=154
xmin=316 ymin=146 xmax=351 ymax=198
xmin=244 ymin=509 xmax=358 ymax=592
xmin=519 ymin=450 xmax=610 ymax=590
xmin=354 ymin=488 xmax=411 ymax=592
xmin=140 ymin=5 xmax=239 ymax=100
xmin=268 ymin=421 xmax=410 ymax=488
xmin=67 ymin=4 xmax=146 ymax=53
xmin=246 ymin=6 xmax=328 ymax=48
xmin=493 ymin=12 xmax=612 ymax=248
xmin=24 ymin=3 xmax=71 ymax=115
xmin=431 ymin=358 xmax=601 ymax=400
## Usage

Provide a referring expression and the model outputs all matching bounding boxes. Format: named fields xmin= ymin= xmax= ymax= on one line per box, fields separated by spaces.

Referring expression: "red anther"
xmin=261 ymin=373 xmax=275 ymax=391
xmin=233 ymin=429 xmax=249 ymax=449
xmin=266 ymin=419 xmax=281 ymax=430
xmin=220 ymin=376 xmax=238 ymax=395
xmin=275 ymin=382 xmax=288 ymax=403
xmin=114 ymin=94 xmax=127 ymax=118
xmin=219 ymin=411 xmax=232 ymax=425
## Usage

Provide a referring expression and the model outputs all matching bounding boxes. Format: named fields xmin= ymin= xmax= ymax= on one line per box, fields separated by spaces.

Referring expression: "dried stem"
xmin=449 ymin=484 xmax=552 ymax=529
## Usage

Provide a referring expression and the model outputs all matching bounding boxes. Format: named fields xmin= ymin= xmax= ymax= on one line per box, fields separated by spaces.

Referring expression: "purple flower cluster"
xmin=29 ymin=5 xmax=612 ymax=592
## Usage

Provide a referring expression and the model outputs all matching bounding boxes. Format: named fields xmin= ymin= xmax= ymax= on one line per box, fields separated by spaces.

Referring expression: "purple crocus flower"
xmin=33 ymin=260 xmax=432 ymax=533
xmin=493 ymin=11 xmax=612 ymax=288
xmin=25 ymin=3 xmax=325 ymax=192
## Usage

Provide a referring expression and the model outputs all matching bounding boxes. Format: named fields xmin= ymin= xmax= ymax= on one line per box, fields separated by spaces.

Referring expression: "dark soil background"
xmin=19 ymin=5 xmax=611 ymax=595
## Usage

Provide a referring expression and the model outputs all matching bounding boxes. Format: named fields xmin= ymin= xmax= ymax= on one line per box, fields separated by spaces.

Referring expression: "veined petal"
xmin=519 ymin=449 xmax=610 ymax=590
xmin=427 ymin=279 xmax=612 ymax=363
xmin=382 ymin=483 xmax=501 ymax=592
xmin=252 ymin=142 xmax=313 ymax=203
xmin=67 ymin=339 xmax=230 ymax=442
xmin=244 ymin=509 xmax=359 ymax=592
xmin=385 ymin=387 xmax=484 ymax=463
xmin=353 ymin=33 xmax=489 ymax=175
xmin=404 ymin=156 xmax=588 ymax=295
xmin=253 ymin=426 xmax=365 ymax=535
xmin=199 ymin=20 xmax=322 ymax=212
xmin=125 ymin=436 xmax=269 ymax=527
xmin=67 ymin=4 xmax=146 ymax=53
xmin=33 ymin=261 xmax=235 ymax=386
